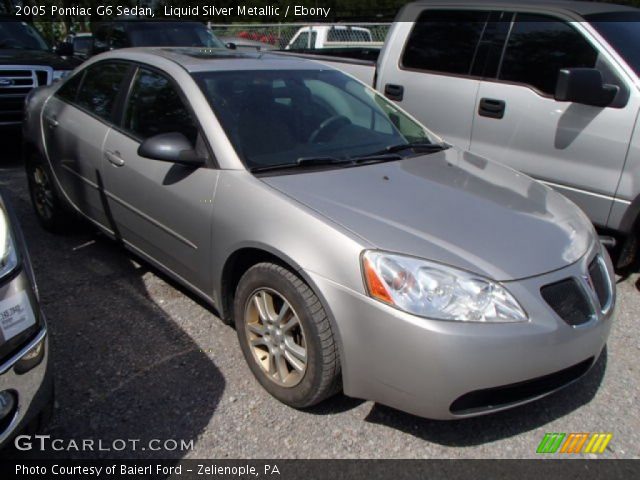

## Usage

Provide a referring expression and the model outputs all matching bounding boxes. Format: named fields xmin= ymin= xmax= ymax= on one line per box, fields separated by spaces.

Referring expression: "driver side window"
xmin=123 ymin=68 xmax=198 ymax=145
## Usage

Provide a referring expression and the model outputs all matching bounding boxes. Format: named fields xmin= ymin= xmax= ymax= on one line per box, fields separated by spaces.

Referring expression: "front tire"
xmin=26 ymin=153 xmax=73 ymax=233
xmin=234 ymin=262 xmax=341 ymax=408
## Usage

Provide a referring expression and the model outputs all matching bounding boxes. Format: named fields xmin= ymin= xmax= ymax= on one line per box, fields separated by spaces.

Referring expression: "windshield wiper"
xmin=383 ymin=141 xmax=450 ymax=154
xmin=348 ymin=153 xmax=404 ymax=165
xmin=249 ymin=156 xmax=352 ymax=173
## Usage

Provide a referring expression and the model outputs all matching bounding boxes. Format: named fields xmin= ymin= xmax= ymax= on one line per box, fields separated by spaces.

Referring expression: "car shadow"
xmin=364 ymin=348 xmax=607 ymax=447
xmin=0 ymin=162 xmax=224 ymax=460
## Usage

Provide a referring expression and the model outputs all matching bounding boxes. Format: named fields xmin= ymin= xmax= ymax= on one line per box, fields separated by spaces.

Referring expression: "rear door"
xmin=469 ymin=12 xmax=638 ymax=227
xmin=377 ymin=9 xmax=497 ymax=150
xmin=101 ymin=65 xmax=217 ymax=293
xmin=42 ymin=61 xmax=131 ymax=227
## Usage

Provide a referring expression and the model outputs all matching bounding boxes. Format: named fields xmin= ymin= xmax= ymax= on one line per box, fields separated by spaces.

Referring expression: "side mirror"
xmin=137 ymin=133 xmax=205 ymax=166
xmin=55 ymin=41 xmax=74 ymax=57
xmin=226 ymin=42 xmax=237 ymax=50
xmin=555 ymin=68 xmax=619 ymax=107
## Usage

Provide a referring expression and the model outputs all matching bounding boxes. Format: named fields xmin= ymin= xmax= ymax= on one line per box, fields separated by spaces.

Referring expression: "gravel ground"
xmin=0 ymin=138 xmax=638 ymax=460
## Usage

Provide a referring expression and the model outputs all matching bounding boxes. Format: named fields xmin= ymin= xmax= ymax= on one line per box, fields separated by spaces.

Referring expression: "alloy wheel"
xmin=244 ymin=288 xmax=308 ymax=387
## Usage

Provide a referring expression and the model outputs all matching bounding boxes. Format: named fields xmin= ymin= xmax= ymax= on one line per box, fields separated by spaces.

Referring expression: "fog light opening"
xmin=14 ymin=339 xmax=45 ymax=375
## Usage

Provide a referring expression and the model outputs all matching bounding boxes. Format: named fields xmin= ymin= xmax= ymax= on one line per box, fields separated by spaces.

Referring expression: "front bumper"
xmin=0 ymin=269 xmax=51 ymax=449
xmin=310 ymin=247 xmax=613 ymax=419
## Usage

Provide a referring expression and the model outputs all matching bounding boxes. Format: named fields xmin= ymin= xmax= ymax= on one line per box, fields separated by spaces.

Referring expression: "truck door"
xmin=469 ymin=13 xmax=638 ymax=227
xmin=376 ymin=10 xmax=498 ymax=150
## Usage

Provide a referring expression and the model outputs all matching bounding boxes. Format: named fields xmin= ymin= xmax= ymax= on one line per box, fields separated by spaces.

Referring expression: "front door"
xmin=101 ymin=66 xmax=217 ymax=293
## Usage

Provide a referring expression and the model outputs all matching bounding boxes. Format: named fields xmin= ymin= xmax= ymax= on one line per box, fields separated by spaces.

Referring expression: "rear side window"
xmin=402 ymin=10 xmax=490 ymax=75
xmin=56 ymin=72 xmax=84 ymax=103
xmin=123 ymin=68 xmax=198 ymax=144
xmin=498 ymin=14 xmax=598 ymax=95
xmin=75 ymin=62 xmax=129 ymax=121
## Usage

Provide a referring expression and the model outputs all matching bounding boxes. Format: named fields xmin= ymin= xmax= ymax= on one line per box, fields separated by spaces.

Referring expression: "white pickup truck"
xmin=301 ymin=0 xmax=640 ymax=269
xmin=285 ymin=25 xmax=383 ymax=50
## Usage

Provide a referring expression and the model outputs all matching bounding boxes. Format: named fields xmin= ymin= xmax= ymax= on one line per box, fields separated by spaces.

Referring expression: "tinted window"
xmin=0 ymin=21 xmax=49 ymax=51
xmin=124 ymin=68 xmax=197 ymax=144
xmin=499 ymin=14 xmax=598 ymax=95
xmin=76 ymin=63 xmax=129 ymax=121
xmin=402 ymin=10 xmax=490 ymax=75
xmin=289 ymin=31 xmax=317 ymax=49
xmin=587 ymin=12 xmax=640 ymax=76
xmin=56 ymin=72 xmax=84 ymax=103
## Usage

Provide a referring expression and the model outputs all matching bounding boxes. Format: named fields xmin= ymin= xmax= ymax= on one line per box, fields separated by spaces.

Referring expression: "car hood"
xmin=261 ymin=149 xmax=595 ymax=281
xmin=0 ymin=49 xmax=73 ymax=69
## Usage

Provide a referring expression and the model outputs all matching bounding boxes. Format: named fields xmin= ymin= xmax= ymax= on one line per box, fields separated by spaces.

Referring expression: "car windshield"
xmin=586 ymin=12 xmax=640 ymax=76
xmin=193 ymin=69 xmax=438 ymax=170
xmin=129 ymin=23 xmax=224 ymax=48
xmin=0 ymin=21 xmax=49 ymax=50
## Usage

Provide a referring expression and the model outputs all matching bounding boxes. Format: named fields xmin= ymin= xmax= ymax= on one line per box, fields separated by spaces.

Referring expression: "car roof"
xmin=103 ymin=47 xmax=333 ymax=72
xmin=400 ymin=0 xmax=638 ymax=16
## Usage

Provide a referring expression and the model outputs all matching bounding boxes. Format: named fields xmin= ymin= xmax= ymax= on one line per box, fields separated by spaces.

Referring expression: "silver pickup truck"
xmin=309 ymin=0 xmax=640 ymax=269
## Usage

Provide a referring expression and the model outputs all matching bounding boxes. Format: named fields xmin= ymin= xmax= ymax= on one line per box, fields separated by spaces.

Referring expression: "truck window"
xmin=327 ymin=28 xmax=372 ymax=42
xmin=587 ymin=12 xmax=640 ymax=77
xmin=401 ymin=10 xmax=490 ymax=76
xmin=498 ymin=13 xmax=598 ymax=95
xmin=290 ymin=31 xmax=317 ymax=49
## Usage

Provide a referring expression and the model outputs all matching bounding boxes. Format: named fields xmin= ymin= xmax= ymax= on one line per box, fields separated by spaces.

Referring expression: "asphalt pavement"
xmin=0 ymin=137 xmax=638 ymax=459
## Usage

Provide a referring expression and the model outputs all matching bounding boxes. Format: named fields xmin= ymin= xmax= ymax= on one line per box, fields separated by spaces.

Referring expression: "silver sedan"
xmin=23 ymin=47 xmax=614 ymax=419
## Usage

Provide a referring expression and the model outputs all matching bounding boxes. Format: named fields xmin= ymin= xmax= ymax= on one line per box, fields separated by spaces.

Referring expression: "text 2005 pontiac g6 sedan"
xmin=23 ymin=48 xmax=614 ymax=419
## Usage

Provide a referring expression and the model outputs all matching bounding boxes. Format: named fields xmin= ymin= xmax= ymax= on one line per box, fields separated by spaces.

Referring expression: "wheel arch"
xmin=217 ymin=244 xmax=345 ymax=373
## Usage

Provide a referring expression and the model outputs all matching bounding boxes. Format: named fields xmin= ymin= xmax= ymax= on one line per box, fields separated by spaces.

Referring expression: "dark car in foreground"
xmin=0 ymin=191 xmax=51 ymax=448
xmin=22 ymin=47 xmax=613 ymax=420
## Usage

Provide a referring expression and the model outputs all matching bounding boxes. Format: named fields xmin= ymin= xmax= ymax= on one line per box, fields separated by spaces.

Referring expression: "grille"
xmin=450 ymin=358 xmax=594 ymax=415
xmin=541 ymin=278 xmax=593 ymax=326
xmin=589 ymin=257 xmax=611 ymax=311
xmin=0 ymin=67 xmax=51 ymax=125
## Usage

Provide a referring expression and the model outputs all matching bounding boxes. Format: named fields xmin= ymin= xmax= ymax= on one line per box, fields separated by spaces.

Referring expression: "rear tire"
xmin=234 ymin=262 xmax=341 ymax=408
xmin=26 ymin=153 xmax=73 ymax=233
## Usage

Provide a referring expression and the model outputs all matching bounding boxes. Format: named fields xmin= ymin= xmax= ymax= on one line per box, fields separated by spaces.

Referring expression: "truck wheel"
xmin=26 ymin=154 xmax=73 ymax=233
xmin=234 ymin=262 xmax=341 ymax=408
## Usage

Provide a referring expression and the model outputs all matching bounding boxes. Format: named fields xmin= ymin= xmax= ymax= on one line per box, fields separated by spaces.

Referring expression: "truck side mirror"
xmin=555 ymin=68 xmax=618 ymax=107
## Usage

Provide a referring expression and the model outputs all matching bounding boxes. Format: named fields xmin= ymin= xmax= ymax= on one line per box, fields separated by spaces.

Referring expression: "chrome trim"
xmin=0 ymin=327 xmax=47 ymax=376
xmin=593 ymin=255 xmax=614 ymax=315
xmin=538 ymin=179 xmax=631 ymax=205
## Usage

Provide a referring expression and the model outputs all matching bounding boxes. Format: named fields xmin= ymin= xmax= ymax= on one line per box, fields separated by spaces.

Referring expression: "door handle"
xmin=46 ymin=116 xmax=59 ymax=129
xmin=384 ymin=84 xmax=404 ymax=101
xmin=105 ymin=150 xmax=125 ymax=167
xmin=478 ymin=98 xmax=506 ymax=119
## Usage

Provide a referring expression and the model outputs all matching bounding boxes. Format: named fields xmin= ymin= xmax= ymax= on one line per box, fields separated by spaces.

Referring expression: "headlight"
xmin=52 ymin=70 xmax=71 ymax=82
xmin=362 ymin=251 xmax=528 ymax=323
xmin=0 ymin=206 xmax=18 ymax=279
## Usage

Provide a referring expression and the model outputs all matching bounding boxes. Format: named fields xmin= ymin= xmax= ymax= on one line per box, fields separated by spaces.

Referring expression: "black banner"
xmin=1 ymin=460 xmax=639 ymax=480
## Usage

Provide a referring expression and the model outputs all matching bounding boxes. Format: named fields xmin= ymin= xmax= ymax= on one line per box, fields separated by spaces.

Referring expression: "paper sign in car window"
xmin=0 ymin=291 xmax=36 ymax=343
